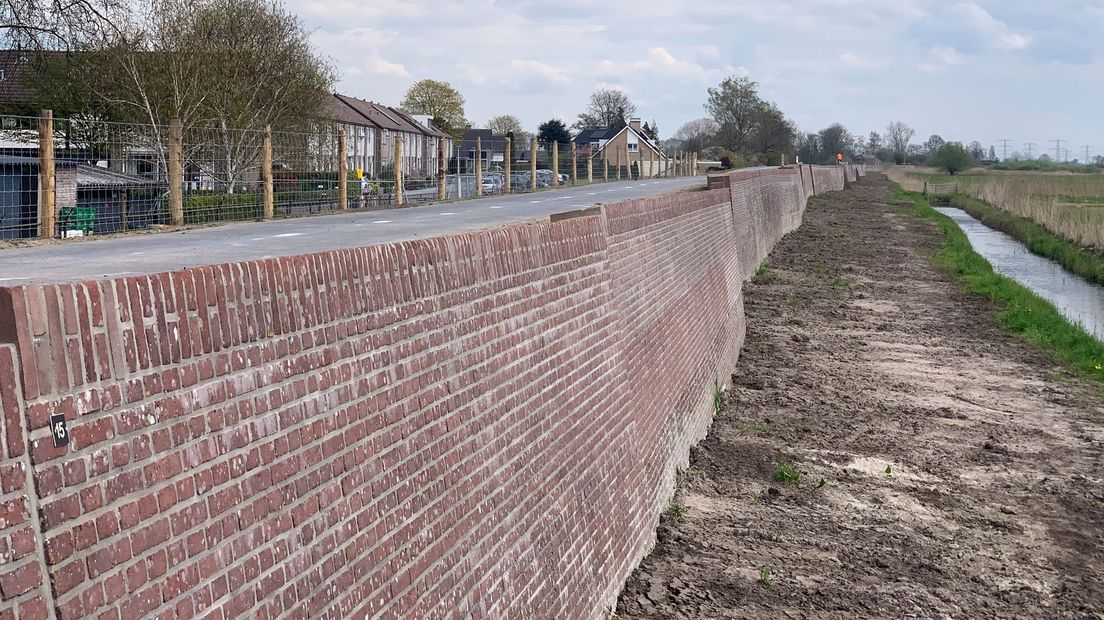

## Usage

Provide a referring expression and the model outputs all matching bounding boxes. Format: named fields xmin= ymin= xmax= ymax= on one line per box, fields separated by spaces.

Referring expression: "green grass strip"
xmin=943 ymin=193 xmax=1104 ymax=286
xmin=889 ymin=185 xmax=1104 ymax=388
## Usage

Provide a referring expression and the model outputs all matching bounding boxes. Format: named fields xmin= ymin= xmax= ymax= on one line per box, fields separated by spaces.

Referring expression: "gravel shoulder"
xmin=615 ymin=173 xmax=1104 ymax=619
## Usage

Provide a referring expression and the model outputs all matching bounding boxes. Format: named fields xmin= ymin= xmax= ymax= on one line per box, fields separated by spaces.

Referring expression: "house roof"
xmin=458 ymin=129 xmax=507 ymax=154
xmin=334 ymin=93 xmax=406 ymax=132
xmin=389 ymin=108 xmax=450 ymax=139
xmin=75 ymin=164 xmax=158 ymax=187
xmin=0 ymin=50 xmax=34 ymax=104
xmin=574 ymin=128 xmax=617 ymax=144
xmin=324 ymin=94 xmax=379 ymax=128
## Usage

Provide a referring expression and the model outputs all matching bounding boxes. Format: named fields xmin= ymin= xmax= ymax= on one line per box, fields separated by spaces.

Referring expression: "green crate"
xmin=60 ymin=206 xmax=95 ymax=237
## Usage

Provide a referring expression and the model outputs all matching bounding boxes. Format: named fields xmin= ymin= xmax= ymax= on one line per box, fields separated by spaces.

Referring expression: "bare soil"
xmin=615 ymin=174 xmax=1104 ymax=619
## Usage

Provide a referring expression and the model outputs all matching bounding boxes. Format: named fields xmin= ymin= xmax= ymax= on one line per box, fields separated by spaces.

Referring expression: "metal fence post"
xmin=504 ymin=137 xmax=512 ymax=194
xmin=530 ymin=138 xmax=537 ymax=190
xmin=263 ymin=125 xmax=274 ymax=219
xmin=38 ymin=109 xmax=55 ymax=238
xmin=395 ymin=137 xmax=404 ymax=205
xmin=437 ymin=137 xmax=446 ymax=201
xmin=475 ymin=136 xmax=482 ymax=197
xmin=338 ymin=127 xmax=348 ymax=210
xmin=552 ymin=141 xmax=559 ymax=187
xmin=169 ymin=118 xmax=183 ymax=226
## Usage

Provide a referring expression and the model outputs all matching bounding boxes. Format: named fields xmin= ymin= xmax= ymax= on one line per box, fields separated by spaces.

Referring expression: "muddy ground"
xmin=615 ymin=174 xmax=1104 ymax=619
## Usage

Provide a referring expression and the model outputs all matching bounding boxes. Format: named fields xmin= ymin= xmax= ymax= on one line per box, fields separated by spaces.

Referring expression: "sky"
xmin=291 ymin=0 xmax=1103 ymax=159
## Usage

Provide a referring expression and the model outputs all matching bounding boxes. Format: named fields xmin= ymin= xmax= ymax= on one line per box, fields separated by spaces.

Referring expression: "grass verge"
xmin=889 ymin=185 xmax=1104 ymax=387
xmin=944 ymin=193 xmax=1104 ymax=286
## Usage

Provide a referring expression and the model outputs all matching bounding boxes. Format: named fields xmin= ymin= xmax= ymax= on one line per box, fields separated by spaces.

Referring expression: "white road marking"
xmin=439 ymin=212 xmax=456 ymax=216
xmin=372 ymin=220 xmax=392 ymax=224
xmin=489 ymin=206 xmax=504 ymax=209
xmin=272 ymin=233 xmax=302 ymax=238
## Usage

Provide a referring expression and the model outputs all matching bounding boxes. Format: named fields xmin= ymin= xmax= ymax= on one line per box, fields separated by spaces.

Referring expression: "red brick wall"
xmin=0 ymin=167 xmax=851 ymax=619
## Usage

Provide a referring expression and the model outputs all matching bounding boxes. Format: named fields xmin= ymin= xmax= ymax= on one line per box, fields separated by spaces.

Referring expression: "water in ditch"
xmin=935 ymin=207 xmax=1104 ymax=341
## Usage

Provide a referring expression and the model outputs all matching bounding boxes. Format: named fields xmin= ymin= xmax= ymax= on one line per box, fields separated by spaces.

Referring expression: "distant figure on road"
xmin=837 ymin=153 xmax=844 ymax=165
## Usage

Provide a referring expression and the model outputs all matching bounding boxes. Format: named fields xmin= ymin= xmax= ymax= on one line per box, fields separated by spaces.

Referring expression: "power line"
xmin=1083 ymin=145 xmax=1093 ymax=163
xmin=1024 ymin=142 xmax=1036 ymax=158
xmin=998 ymin=139 xmax=1011 ymax=161
xmin=1050 ymin=138 xmax=1065 ymax=161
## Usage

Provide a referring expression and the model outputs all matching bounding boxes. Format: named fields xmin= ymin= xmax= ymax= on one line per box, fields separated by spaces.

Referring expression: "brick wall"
xmin=0 ymin=166 xmax=856 ymax=619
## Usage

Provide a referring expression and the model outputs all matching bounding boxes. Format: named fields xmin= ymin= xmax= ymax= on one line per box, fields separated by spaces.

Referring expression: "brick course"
xmin=0 ymin=165 xmax=860 ymax=619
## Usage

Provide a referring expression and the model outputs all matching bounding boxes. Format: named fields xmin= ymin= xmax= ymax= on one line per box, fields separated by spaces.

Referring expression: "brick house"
xmin=326 ymin=93 xmax=452 ymax=179
xmin=574 ymin=118 xmax=668 ymax=176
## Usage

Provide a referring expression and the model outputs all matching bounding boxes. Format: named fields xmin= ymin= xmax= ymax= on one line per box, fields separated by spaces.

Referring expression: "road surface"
xmin=0 ymin=176 xmax=705 ymax=284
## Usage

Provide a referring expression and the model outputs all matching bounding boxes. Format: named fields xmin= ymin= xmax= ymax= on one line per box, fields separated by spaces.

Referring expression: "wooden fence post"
xmin=338 ymin=127 xmax=348 ymax=210
xmin=263 ymin=125 xmax=274 ymax=219
xmin=603 ymin=155 xmax=608 ymax=182
xmin=551 ymin=141 xmax=559 ymax=187
xmin=570 ymin=142 xmax=577 ymax=186
xmin=587 ymin=156 xmax=593 ymax=184
xmin=169 ymin=118 xmax=183 ymax=226
xmin=475 ymin=136 xmax=482 ymax=197
xmin=437 ymin=138 xmax=446 ymax=201
xmin=38 ymin=109 xmax=55 ymax=238
xmin=504 ymin=137 xmax=512 ymax=194
xmin=616 ymin=148 xmax=621 ymax=181
xmin=394 ymin=138 xmax=404 ymax=205
xmin=530 ymin=138 xmax=537 ymax=190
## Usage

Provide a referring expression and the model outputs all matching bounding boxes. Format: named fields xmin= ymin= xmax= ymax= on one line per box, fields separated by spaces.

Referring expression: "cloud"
xmin=288 ymin=0 xmax=1099 ymax=146
xmin=918 ymin=45 xmax=964 ymax=72
xmin=948 ymin=2 xmax=1031 ymax=51
xmin=509 ymin=60 xmax=570 ymax=85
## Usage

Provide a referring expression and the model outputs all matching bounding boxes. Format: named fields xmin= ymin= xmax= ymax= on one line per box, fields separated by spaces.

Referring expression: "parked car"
xmin=481 ymin=173 xmax=504 ymax=194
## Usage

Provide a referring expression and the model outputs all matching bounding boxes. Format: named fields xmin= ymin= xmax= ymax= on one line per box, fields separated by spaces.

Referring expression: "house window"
xmin=628 ymin=143 xmax=639 ymax=153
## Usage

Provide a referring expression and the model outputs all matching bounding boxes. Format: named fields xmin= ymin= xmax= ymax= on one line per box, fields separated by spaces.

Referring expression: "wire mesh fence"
xmin=1 ymin=112 xmax=698 ymax=242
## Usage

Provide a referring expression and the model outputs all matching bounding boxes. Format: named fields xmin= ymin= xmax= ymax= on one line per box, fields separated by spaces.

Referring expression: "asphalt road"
xmin=0 ymin=176 xmax=706 ymax=284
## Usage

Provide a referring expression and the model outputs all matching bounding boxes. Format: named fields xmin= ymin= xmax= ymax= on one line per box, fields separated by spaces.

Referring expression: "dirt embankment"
xmin=615 ymin=174 xmax=1104 ymax=619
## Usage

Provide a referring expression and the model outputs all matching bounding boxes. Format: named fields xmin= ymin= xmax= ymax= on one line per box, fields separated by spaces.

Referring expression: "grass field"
xmin=886 ymin=166 xmax=1104 ymax=249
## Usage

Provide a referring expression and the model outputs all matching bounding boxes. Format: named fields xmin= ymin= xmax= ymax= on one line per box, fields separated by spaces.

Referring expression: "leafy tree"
xmin=706 ymin=74 xmax=794 ymax=163
xmin=401 ymin=79 xmax=468 ymax=137
xmin=885 ymin=121 xmax=915 ymax=153
xmin=673 ymin=118 xmax=718 ymax=155
xmin=537 ymin=118 xmax=571 ymax=144
xmin=866 ymin=131 xmax=883 ymax=154
xmin=574 ymin=87 xmax=636 ymax=129
xmin=928 ymin=142 xmax=975 ymax=175
xmin=486 ymin=114 xmax=523 ymax=136
xmin=706 ymin=75 xmax=762 ymax=155
xmin=819 ymin=123 xmax=855 ymax=162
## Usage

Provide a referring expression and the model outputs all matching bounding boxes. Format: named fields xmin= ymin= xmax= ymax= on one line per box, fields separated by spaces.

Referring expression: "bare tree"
xmin=75 ymin=0 xmax=334 ymax=191
xmin=885 ymin=121 xmax=915 ymax=153
xmin=672 ymin=118 xmax=718 ymax=155
xmin=574 ymin=87 xmax=636 ymax=130
xmin=1 ymin=0 xmax=125 ymax=49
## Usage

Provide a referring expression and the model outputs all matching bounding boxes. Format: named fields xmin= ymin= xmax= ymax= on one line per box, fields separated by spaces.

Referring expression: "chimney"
xmin=629 ymin=118 xmax=641 ymax=131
